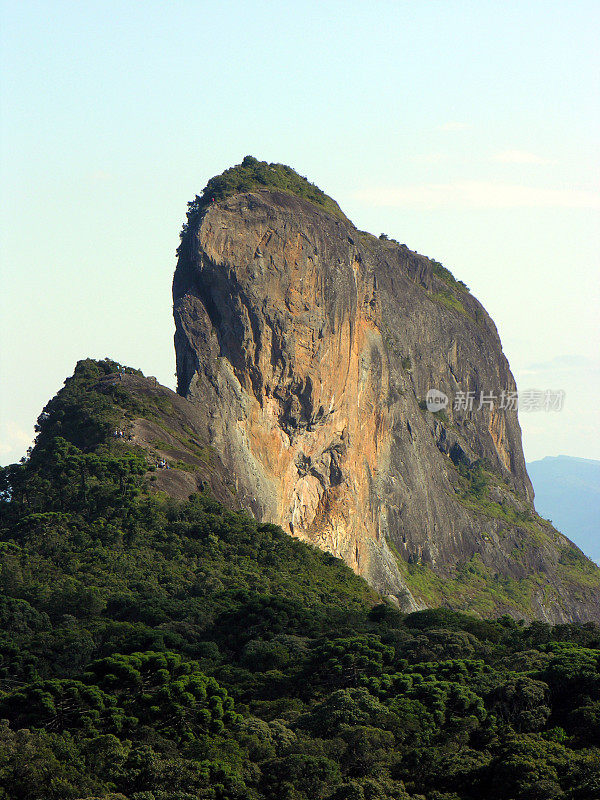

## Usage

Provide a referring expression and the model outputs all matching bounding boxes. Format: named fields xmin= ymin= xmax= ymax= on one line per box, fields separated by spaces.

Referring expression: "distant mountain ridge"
xmin=528 ymin=455 xmax=600 ymax=565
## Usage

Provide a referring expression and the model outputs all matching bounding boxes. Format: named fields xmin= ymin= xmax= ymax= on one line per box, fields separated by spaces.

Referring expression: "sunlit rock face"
xmin=173 ymin=188 xmax=599 ymax=622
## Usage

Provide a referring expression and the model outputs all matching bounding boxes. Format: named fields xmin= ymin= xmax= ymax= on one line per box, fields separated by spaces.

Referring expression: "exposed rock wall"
xmin=173 ymin=189 xmax=600 ymax=621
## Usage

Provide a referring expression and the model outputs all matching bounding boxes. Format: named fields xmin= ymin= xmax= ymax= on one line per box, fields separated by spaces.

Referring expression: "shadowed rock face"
xmin=173 ymin=188 xmax=600 ymax=621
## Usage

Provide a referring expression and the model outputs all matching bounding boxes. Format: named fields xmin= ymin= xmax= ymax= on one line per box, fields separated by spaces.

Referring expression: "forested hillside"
xmin=0 ymin=360 xmax=599 ymax=800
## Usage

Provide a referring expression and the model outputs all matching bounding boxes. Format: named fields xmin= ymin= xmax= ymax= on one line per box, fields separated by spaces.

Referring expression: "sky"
xmin=1 ymin=0 xmax=599 ymax=466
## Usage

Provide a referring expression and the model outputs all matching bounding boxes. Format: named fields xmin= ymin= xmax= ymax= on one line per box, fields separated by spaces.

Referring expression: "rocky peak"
xmin=172 ymin=160 xmax=600 ymax=622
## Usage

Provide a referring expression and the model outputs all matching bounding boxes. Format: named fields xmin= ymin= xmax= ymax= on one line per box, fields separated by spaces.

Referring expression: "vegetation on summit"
xmin=0 ymin=360 xmax=599 ymax=799
xmin=177 ymin=156 xmax=349 ymax=255
xmin=178 ymin=156 xmax=471 ymax=314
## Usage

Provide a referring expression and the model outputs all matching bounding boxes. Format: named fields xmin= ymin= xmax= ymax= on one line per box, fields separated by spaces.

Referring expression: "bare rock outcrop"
xmin=173 ymin=172 xmax=600 ymax=622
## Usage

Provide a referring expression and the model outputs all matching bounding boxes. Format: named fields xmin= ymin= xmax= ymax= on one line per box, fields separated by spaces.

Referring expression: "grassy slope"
xmin=398 ymin=459 xmax=600 ymax=619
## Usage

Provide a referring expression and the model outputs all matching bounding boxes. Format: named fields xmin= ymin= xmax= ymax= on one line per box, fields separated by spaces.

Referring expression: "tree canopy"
xmin=0 ymin=360 xmax=599 ymax=799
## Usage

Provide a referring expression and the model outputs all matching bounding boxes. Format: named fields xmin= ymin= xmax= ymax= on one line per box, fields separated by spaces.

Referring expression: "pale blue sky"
xmin=1 ymin=0 xmax=599 ymax=464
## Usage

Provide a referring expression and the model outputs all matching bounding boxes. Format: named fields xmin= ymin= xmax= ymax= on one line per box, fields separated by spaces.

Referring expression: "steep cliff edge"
xmin=173 ymin=158 xmax=600 ymax=622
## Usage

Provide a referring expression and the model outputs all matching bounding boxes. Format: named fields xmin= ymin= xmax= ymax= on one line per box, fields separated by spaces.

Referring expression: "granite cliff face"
xmin=172 ymin=160 xmax=600 ymax=622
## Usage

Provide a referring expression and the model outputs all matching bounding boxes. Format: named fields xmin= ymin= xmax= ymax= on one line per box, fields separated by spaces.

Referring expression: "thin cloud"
xmin=353 ymin=181 xmax=600 ymax=210
xmin=439 ymin=121 xmax=470 ymax=132
xmin=89 ymin=170 xmax=113 ymax=184
xmin=411 ymin=152 xmax=446 ymax=164
xmin=493 ymin=150 xmax=554 ymax=165
xmin=521 ymin=355 xmax=600 ymax=376
xmin=0 ymin=421 xmax=33 ymax=458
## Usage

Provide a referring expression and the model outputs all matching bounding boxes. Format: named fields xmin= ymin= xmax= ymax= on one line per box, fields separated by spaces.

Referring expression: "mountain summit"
xmin=172 ymin=157 xmax=600 ymax=622
xmin=2 ymin=159 xmax=599 ymax=800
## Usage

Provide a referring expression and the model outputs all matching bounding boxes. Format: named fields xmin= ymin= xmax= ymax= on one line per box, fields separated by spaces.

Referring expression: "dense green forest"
xmin=0 ymin=360 xmax=598 ymax=799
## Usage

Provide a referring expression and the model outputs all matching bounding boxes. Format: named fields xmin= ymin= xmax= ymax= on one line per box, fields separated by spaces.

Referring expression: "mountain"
xmin=172 ymin=156 xmax=600 ymax=622
xmin=528 ymin=455 xmax=600 ymax=565
xmin=1 ymin=357 xmax=599 ymax=800
xmin=1 ymin=159 xmax=600 ymax=798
